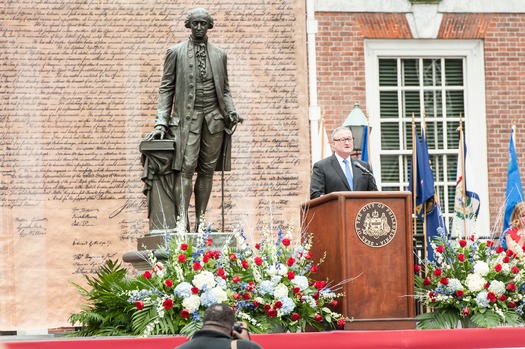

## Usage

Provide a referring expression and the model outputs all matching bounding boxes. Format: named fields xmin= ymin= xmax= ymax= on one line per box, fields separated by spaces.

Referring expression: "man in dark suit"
xmin=310 ymin=126 xmax=377 ymax=199
xmin=145 ymin=8 xmax=241 ymax=230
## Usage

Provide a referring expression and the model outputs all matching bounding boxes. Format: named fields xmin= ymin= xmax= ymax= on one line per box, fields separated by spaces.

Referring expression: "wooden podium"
xmin=301 ymin=191 xmax=415 ymax=330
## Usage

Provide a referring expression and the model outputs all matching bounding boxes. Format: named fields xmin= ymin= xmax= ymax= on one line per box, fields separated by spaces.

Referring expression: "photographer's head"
xmin=202 ymin=303 xmax=236 ymax=335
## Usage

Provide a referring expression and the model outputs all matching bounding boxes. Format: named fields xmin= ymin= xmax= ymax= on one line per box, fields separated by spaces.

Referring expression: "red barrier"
xmin=3 ymin=328 xmax=525 ymax=349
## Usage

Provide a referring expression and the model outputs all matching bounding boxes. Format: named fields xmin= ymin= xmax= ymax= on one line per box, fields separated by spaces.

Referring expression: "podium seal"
xmin=354 ymin=202 xmax=397 ymax=247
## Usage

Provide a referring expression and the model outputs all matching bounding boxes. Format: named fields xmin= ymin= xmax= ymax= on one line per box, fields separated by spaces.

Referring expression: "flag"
xmin=408 ymin=130 xmax=447 ymax=261
xmin=360 ymin=125 xmax=369 ymax=163
xmin=503 ymin=127 xmax=524 ymax=232
xmin=319 ymin=118 xmax=332 ymax=159
xmin=452 ymin=133 xmax=481 ymax=238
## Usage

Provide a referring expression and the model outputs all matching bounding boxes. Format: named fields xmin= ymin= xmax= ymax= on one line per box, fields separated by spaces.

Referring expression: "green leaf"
xmin=416 ymin=308 xmax=460 ymax=329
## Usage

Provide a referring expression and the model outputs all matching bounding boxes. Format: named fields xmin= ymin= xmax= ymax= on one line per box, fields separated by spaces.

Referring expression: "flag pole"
xmin=320 ymin=107 xmax=326 ymax=158
xmin=411 ymin=113 xmax=420 ymax=258
xmin=366 ymin=113 xmax=371 ymax=165
xmin=458 ymin=113 xmax=467 ymax=238
xmin=421 ymin=112 xmax=428 ymax=260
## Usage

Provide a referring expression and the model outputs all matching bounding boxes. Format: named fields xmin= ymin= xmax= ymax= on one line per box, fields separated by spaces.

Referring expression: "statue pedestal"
xmin=122 ymin=232 xmax=237 ymax=272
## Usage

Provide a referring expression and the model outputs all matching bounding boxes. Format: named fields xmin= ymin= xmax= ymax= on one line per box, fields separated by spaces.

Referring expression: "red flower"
xmin=293 ymin=287 xmax=301 ymax=294
xmin=253 ymin=300 xmax=260 ymax=308
xmin=314 ymin=281 xmax=326 ymax=290
xmin=233 ymin=293 xmax=241 ymax=300
xmin=287 ymin=257 xmax=296 ymax=267
xmin=310 ymin=265 xmax=318 ymax=273
xmin=135 ymin=301 xmax=144 ymax=310
xmin=263 ymin=304 xmax=271 ymax=311
xmin=508 ymin=301 xmax=517 ymax=309
xmin=203 ymin=255 xmax=210 ymax=263
xmin=229 ymin=253 xmax=237 ymax=261
xmin=462 ymin=307 xmax=470 ymax=316
xmin=191 ymin=286 xmax=199 ymax=294
xmin=507 ymin=249 xmax=514 ymax=257
xmin=181 ymin=309 xmax=190 ymax=319
xmin=217 ymin=268 xmax=225 ymax=277
xmin=314 ymin=314 xmax=323 ymax=322
xmin=503 ymin=256 xmax=511 ymax=263
xmin=440 ymin=277 xmax=449 ymax=285
xmin=512 ymin=266 xmax=520 ymax=274
xmin=287 ymin=271 xmax=295 ymax=280
xmin=282 ymin=238 xmax=291 ymax=246
xmin=193 ymin=262 xmax=202 ymax=271
xmin=484 ymin=282 xmax=490 ymax=289
xmin=163 ymin=298 xmax=174 ymax=310
xmin=457 ymin=254 xmax=465 ymax=262
xmin=254 ymin=256 xmax=263 ymax=266
xmin=507 ymin=283 xmax=516 ymax=292
xmin=496 ymin=246 xmax=505 ymax=254
xmin=180 ymin=243 xmax=188 ymax=251
xmin=255 ymin=243 xmax=260 ymax=250
xmin=414 ymin=264 xmax=421 ymax=272
xmin=486 ymin=240 xmax=494 ymax=247
xmin=246 ymin=281 xmax=256 ymax=291
xmin=337 ymin=318 xmax=346 ymax=328
xmin=206 ymin=238 xmax=213 ymax=246
xmin=274 ymin=301 xmax=283 ymax=309
xmin=470 ymin=235 xmax=475 ymax=241
xmin=423 ymin=277 xmax=432 ymax=286
xmin=494 ymin=264 xmax=503 ymax=272
xmin=143 ymin=271 xmax=152 ymax=279
xmin=487 ymin=292 xmax=497 ymax=303
xmin=232 ymin=275 xmax=241 ymax=283
xmin=305 ymin=252 xmax=313 ymax=260
xmin=433 ymin=268 xmax=442 ymax=277
xmin=331 ymin=300 xmax=338 ymax=307
xmin=178 ymin=254 xmax=186 ymax=263
xmin=267 ymin=309 xmax=277 ymax=318
xmin=291 ymin=313 xmax=301 ymax=321
xmin=242 ymin=293 xmax=251 ymax=300
xmin=436 ymin=245 xmax=445 ymax=253
xmin=455 ymin=290 xmax=464 ymax=298
xmin=458 ymin=240 xmax=466 ymax=248
xmin=241 ymin=260 xmax=249 ymax=269
xmin=499 ymin=295 xmax=507 ymax=302
xmin=164 ymin=279 xmax=173 ymax=288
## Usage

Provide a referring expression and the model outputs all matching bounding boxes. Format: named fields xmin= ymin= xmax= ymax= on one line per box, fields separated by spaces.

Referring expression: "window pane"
xmin=424 ymin=90 xmax=443 ymax=118
xmin=380 ymin=91 xmax=399 ymax=119
xmin=423 ymin=59 xmax=442 ymax=86
xmin=447 ymin=155 xmax=458 ymax=182
xmin=379 ymin=59 xmax=397 ymax=86
xmin=402 ymin=59 xmax=419 ymax=86
xmin=380 ymin=155 xmax=400 ymax=182
xmin=404 ymin=91 xmax=420 ymax=118
xmin=445 ymin=59 xmax=463 ymax=86
xmin=381 ymin=122 xmax=400 ymax=150
xmin=447 ymin=121 xmax=461 ymax=150
xmin=446 ymin=90 xmax=465 ymax=118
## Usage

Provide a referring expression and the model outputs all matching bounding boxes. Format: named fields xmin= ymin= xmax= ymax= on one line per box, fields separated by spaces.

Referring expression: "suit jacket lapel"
xmin=330 ymin=155 xmax=351 ymax=190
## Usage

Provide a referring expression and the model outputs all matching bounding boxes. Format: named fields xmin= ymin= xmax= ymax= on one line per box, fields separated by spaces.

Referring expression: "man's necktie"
xmin=343 ymin=159 xmax=354 ymax=190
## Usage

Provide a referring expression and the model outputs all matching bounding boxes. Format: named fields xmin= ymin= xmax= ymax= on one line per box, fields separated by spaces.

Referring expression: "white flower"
xmin=273 ymin=283 xmax=289 ymax=299
xmin=291 ymin=275 xmax=308 ymax=290
xmin=276 ymin=263 xmax=288 ymax=276
xmin=211 ymin=286 xmax=228 ymax=303
xmin=465 ymin=273 xmax=486 ymax=292
xmin=488 ymin=280 xmax=506 ymax=295
xmin=473 ymin=261 xmax=489 ymax=276
xmin=193 ymin=271 xmax=216 ymax=290
xmin=182 ymin=294 xmax=201 ymax=313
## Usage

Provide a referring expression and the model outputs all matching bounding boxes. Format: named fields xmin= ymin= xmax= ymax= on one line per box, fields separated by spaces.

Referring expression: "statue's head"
xmin=185 ymin=8 xmax=214 ymax=30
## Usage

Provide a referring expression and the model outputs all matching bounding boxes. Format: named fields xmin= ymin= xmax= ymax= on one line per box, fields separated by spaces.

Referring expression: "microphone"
xmin=354 ymin=161 xmax=378 ymax=190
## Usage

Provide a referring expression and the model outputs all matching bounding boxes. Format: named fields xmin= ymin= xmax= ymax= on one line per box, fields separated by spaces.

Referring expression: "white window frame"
xmin=364 ymin=39 xmax=490 ymax=233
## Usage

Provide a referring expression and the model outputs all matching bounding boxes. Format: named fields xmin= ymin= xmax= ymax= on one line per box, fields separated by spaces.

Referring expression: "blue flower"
xmin=174 ymin=282 xmax=193 ymax=298
xmin=258 ymin=280 xmax=275 ymax=295
xmin=200 ymin=290 xmax=218 ymax=307
xmin=279 ymin=296 xmax=295 ymax=315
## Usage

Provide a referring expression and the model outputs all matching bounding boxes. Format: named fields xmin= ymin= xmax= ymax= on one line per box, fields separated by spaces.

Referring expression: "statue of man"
xmin=145 ymin=8 xmax=241 ymax=231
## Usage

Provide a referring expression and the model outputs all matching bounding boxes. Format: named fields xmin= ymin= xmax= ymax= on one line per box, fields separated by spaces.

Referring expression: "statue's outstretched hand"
xmin=144 ymin=128 xmax=165 ymax=141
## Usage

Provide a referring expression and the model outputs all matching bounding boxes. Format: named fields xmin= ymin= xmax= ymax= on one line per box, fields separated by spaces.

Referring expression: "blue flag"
xmin=408 ymin=130 xmax=447 ymax=261
xmin=360 ymin=125 xmax=369 ymax=163
xmin=503 ymin=127 xmax=524 ymax=232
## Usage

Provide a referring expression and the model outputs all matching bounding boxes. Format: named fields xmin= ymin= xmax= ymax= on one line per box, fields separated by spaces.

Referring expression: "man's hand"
xmin=144 ymin=128 xmax=166 ymax=141
xmin=229 ymin=112 xmax=243 ymax=125
xmin=232 ymin=321 xmax=250 ymax=340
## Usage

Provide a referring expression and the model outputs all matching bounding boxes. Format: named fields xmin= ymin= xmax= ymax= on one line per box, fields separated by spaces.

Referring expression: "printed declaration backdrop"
xmin=0 ymin=0 xmax=309 ymax=330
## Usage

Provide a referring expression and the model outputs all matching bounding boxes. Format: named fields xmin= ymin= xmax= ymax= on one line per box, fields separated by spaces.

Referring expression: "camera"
xmin=232 ymin=323 xmax=242 ymax=333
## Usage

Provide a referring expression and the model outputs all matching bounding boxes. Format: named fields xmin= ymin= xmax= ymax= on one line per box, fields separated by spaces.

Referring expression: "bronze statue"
xmin=144 ymin=8 xmax=242 ymax=231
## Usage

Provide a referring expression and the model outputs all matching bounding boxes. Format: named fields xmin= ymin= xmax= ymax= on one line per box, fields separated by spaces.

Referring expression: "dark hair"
xmin=203 ymin=303 xmax=235 ymax=327
xmin=184 ymin=8 xmax=214 ymax=29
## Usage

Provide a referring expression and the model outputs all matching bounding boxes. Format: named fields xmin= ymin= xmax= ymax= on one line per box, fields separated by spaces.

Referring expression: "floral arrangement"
xmin=69 ymin=221 xmax=348 ymax=336
xmin=414 ymin=231 xmax=525 ymax=329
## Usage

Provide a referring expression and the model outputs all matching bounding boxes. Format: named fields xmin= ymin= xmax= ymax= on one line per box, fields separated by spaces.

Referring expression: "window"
xmin=364 ymin=40 xmax=489 ymax=235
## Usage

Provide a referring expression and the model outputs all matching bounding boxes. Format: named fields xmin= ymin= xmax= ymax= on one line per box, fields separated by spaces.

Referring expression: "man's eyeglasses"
xmin=334 ymin=137 xmax=354 ymax=143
